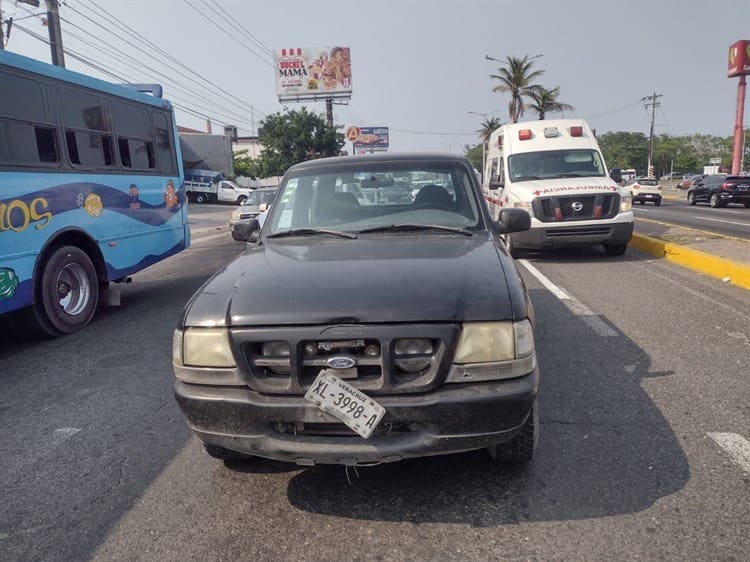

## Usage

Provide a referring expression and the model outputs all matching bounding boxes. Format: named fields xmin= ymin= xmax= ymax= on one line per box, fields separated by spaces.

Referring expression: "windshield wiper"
xmin=358 ymin=224 xmax=473 ymax=236
xmin=265 ymin=228 xmax=357 ymax=239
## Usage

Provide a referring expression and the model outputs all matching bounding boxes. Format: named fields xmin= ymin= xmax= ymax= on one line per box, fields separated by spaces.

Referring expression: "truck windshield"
xmin=508 ymin=149 xmax=606 ymax=182
xmin=265 ymin=162 xmax=484 ymax=234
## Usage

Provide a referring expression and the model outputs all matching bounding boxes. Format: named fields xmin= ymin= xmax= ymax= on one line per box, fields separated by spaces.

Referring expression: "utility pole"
xmin=45 ymin=0 xmax=65 ymax=67
xmin=641 ymin=92 xmax=662 ymax=178
xmin=325 ymin=98 xmax=333 ymax=127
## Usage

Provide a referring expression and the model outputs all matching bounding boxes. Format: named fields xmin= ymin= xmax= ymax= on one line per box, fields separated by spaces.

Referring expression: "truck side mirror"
xmin=495 ymin=208 xmax=530 ymax=234
xmin=232 ymin=218 xmax=260 ymax=242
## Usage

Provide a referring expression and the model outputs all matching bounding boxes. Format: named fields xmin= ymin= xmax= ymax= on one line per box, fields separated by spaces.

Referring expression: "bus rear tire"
xmin=34 ymin=246 xmax=99 ymax=336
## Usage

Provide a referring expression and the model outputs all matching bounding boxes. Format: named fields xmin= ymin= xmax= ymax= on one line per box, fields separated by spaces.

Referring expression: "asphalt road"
xmin=633 ymin=195 xmax=750 ymax=240
xmin=1 ymin=206 xmax=748 ymax=561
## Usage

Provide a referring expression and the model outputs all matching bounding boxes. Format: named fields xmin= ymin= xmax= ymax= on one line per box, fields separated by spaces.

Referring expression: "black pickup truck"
xmin=172 ymin=153 xmax=539 ymax=467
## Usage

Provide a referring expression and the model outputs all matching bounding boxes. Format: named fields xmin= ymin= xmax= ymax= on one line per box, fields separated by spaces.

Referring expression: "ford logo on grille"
xmin=571 ymin=201 xmax=584 ymax=212
xmin=326 ymin=356 xmax=356 ymax=369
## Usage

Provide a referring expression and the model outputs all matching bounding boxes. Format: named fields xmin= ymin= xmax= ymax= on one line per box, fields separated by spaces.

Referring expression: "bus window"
xmin=0 ymin=50 xmax=188 ymax=336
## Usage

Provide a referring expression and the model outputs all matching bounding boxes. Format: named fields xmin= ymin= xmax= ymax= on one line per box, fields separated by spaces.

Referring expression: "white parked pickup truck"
xmin=184 ymin=169 xmax=258 ymax=204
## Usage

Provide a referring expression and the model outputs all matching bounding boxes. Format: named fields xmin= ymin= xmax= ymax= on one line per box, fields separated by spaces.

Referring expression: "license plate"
xmin=737 ymin=186 xmax=748 ymax=191
xmin=645 ymin=194 xmax=653 ymax=198
xmin=304 ymin=370 xmax=385 ymax=439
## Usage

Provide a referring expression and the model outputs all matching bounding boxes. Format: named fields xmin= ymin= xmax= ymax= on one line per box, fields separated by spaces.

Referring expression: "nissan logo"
xmin=326 ymin=356 xmax=357 ymax=369
xmin=571 ymin=201 xmax=584 ymax=212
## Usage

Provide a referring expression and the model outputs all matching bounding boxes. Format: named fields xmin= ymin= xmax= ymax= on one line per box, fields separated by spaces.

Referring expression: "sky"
xmin=2 ymin=0 xmax=749 ymax=154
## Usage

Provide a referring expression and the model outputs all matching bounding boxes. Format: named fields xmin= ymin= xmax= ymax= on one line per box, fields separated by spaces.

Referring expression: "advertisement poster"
xmin=275 ymin=47 xmax=352 ymax=101
xmin=353 ymin=127 xmax=389 ymax=153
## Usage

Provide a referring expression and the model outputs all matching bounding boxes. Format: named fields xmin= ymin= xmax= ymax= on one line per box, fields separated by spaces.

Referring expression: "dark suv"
xmin=172 ymin=153 xmax=539 ymax=467
xmin=687 ymin=174 xmax=750 ymax=208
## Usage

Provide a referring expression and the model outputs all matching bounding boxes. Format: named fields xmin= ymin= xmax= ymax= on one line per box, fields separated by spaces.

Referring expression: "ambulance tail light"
xmin=569 ymin=126 xmax=583 ymax=137
xmin=518 ymin=129 xmax=532 ymax=140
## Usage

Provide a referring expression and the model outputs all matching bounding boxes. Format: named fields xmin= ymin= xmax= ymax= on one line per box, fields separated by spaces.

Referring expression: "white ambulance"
xmin=482 ymin=119 xmax=634 ymax=257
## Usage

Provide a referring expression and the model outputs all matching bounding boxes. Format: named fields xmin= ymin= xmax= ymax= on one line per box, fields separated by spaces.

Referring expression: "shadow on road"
xmin=284 ymin=287 xmax=689 ymax=525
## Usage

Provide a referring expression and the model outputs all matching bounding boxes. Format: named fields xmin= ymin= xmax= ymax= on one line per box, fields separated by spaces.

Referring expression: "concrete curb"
xmin=630 ymin=233 xmax=750 ymax=290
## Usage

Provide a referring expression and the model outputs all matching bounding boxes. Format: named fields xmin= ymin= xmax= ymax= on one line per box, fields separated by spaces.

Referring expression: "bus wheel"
xmin=36 ymin=246 xmax=99 ymax=336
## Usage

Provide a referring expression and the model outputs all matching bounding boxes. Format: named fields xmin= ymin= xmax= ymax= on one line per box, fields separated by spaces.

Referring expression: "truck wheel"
xmin=33 ymin=246 xmax=99 ymax=336
xmin=237 ymin=195 xmax=247 ymax=205
xmin=194 ymin=193 xmax=207 ymax=204
xmin=506 ymin=235 xmax=525 ymax=259
xmin=603 ymin=243 xmax=627 ymax=256
xmin=488 ymin=401 xmax=538 ymax=463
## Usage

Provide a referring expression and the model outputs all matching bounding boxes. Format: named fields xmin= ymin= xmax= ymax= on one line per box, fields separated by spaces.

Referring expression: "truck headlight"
xmin=447 ymin=320 xmax=536 ymax=382
xmin=176 ymin=327 xmax=236 ymax=368
xmin=620 ymin=194 xmax=632 ymax=212
xmin=513 ymin=201 xmax=533 ymax=211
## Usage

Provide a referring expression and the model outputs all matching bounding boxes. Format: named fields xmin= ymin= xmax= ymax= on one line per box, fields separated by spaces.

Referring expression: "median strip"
xmin=630 ymin=233 xmax=750 ymax=290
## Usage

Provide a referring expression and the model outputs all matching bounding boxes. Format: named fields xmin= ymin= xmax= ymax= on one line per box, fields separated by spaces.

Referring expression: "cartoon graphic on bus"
xmin=0 ymin=268 xmax=19 ymax=300
xmin=164 ymin=180 xmax=179 ymax=211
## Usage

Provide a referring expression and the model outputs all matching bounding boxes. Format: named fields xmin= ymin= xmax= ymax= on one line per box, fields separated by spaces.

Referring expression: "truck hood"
xmin=512 ymin=176 xmax=622 ymax=198
xmin=183 ymin=234 xmax=524 ymax=327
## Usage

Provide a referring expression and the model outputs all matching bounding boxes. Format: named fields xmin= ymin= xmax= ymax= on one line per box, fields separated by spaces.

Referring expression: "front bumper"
xmin=510 ymin=218 xmax=634 ymax=249
xmin=174 ymin=367 xmax=539 ymax=466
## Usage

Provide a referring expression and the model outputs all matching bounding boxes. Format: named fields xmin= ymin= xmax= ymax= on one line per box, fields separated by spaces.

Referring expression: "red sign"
xmin=728 ymin=40 xmax=750 ymax=78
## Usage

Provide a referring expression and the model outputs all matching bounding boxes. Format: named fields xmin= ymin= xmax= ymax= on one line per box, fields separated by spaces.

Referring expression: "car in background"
xmin=687 ymin=174 xmax=750 ymax=208
xmin=173 ymin=152 xmax=539 ymax=468
xmin=659 ymin=172 xmax=684 ymax=181
xmin=625 ymin=177 xmax=662 ymax=205
xmin=677 ymin=174 xmax=706 ymax=190
xmin=229 ymin=187 xmax=278 ymax=233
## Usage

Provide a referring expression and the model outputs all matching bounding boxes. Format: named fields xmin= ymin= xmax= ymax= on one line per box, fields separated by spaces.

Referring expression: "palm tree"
xmin=477 ymin=117 xmax=502 ymax=146
xmin=490 ymin=55 xmax=545 ymax=123
xmin=527 ymin=86 xmax=574 ymax=120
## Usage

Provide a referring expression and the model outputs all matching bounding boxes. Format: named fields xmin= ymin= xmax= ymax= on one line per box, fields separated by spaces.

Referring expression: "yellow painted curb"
xmin=630 ymin=234 xmax=750 ymax=290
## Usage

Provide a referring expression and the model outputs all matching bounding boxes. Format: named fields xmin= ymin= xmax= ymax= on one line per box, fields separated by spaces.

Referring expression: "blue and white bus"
xmin=0 ymin=50 xmax=189 ymax=336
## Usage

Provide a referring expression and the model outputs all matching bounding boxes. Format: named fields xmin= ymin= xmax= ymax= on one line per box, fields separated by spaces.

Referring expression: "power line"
xmin=76 ymin=0 xmax=269 ymax=123
xmin=58 ymin=20 xmax=259 ymax=131
xmin=204 ymin=0 xmax=275 ymax=59
xmin=181 ymin=0 xmax=275 ymax=68
xmin=60 ymin=1 xmax=263 ymax=123
xmin=12 ymin=22 xmax=255 ymax=135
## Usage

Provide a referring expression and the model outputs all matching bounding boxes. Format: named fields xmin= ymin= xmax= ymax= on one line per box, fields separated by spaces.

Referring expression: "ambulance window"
xmin=489 ymin=157 xmax=499 ymax=181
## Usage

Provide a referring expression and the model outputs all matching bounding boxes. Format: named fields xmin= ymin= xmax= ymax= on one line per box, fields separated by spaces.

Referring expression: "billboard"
xmin=275 ymin=47 xmax=352 ymax=102
xmin=728 ymin=40 xmax=750 ymax=78
xmin=353 ymin=127 xmax=389 ymax=153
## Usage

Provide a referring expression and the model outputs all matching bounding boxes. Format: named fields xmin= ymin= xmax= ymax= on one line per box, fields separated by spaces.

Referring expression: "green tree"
xmin=490 ymin=55 xmax=545 ymax=123
xmin=254 ymin=107 xmax=344 ymax=177
xmin=597 ymin=131 xmax=649 ymax=172
xmin=464 ymin=143 xmax=483 ymax=171
xmin=477 ymin=117 xmax=502 ymax=146
xmin=232 ymin=149 xmax=254 ymax=178
xmin=526 ymin=86 xmax=574 ymax=120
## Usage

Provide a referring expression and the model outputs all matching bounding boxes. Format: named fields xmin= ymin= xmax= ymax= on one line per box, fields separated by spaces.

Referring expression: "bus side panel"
xmin=0 ymin=172 xmax=187 ymax=313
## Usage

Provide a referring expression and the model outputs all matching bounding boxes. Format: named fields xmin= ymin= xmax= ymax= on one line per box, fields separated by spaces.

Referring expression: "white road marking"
xmin=518 ymin=260 xmax=570 ymax=300
xmin=519 ymin=260 xmax=619 ymax=337
xmin=708 ymin=433 xmax=750 ymax=475
xmin=692 ymin=216 xmax=750 ymax=227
